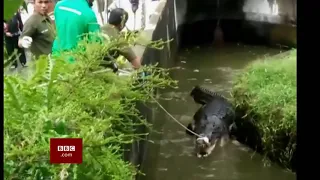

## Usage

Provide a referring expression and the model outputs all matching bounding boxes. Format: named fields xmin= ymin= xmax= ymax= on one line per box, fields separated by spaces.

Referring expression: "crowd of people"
xmin=4 ymin=0 xmax=142 ymax=70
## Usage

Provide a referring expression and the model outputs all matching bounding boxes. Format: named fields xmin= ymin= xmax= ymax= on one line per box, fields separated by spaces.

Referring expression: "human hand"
xmin=4 ymin=23 xmax=8 ymax=32
xmin=131 ymin=57 xmax=142 ymax=70
xmin=20 ymin=36 xmax=33 ymax=48
xmin=5 ymin=32 xmax=13 ymax=37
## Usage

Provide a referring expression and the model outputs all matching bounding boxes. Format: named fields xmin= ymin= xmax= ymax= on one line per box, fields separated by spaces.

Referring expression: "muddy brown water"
xmin=138 ymin=43 xmax=295 ymax=180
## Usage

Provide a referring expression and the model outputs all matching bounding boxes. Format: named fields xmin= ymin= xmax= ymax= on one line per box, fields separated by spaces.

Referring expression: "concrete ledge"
xmin=132 ymin=0 xmax=178 ymax=67
xmin=179 ymin=18 xmax=296 ymax=48
xmin=115 ymin=0 xmax=179 ymax=175
xmin=184 ymin=12 xmax=295 ymax=26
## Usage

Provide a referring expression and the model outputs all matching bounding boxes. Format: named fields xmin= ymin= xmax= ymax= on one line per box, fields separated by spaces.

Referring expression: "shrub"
xmin=231 ymin=49 xmax=296 ymax=170
xmin=4 ymin=33 xmax=177 ymax=179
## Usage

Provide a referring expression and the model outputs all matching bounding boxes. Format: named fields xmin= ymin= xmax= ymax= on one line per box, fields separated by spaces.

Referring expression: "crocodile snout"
xmin=196 ymin=136 xmax=210 ymax=146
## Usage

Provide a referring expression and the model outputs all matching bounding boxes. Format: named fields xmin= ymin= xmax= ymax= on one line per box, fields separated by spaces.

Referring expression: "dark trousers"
xmin=5 ymin=36 xmax=26 ymax=67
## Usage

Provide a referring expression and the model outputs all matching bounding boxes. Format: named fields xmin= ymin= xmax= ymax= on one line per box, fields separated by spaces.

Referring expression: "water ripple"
xmin=141 ymin=44 xmax=296 ymax=180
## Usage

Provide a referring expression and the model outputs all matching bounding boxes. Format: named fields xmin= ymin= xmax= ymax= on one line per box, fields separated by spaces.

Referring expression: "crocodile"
xmin=186 ymin=85 xmax=236 ymax=158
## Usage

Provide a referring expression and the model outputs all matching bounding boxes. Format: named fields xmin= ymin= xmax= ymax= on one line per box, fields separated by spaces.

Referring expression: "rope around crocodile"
xmin=150 ymin=95 xmax=203 ymax=138
xmin=117 ymin=68 xmax=204 ymax=138
xmin=81 ymin=65 xmax=204 ymax=138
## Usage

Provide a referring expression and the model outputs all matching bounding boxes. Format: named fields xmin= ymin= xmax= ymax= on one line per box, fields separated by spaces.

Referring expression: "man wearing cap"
xmin=101 ymin=8 xmax=141 ymax=69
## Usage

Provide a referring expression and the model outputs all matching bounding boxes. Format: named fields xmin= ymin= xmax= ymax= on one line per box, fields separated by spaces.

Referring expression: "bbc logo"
xmin=57 ymin=145 xmax=76 ymax=152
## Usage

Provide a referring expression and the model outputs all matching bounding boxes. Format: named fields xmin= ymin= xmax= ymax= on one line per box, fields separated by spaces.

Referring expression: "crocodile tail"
xmin=190 ymin=85 xmax=216 ymax=105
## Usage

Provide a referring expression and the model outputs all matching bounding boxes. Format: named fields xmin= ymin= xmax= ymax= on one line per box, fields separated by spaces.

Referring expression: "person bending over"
xmin=101 ymin=8 xmax=141 ymax=69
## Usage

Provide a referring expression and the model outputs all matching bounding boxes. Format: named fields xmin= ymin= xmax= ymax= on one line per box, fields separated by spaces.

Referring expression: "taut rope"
xmin=150 ymin=95 xmax=203 ymax=138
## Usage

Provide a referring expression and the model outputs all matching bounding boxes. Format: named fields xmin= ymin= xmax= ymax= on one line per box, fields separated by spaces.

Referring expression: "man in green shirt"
xmin=101 ymin=8 xmax=141 ymax=69
xmin=18 ymin=0 xmax=55 ymax=58
xmin=52 ymin=0 xmax=100 ymax=54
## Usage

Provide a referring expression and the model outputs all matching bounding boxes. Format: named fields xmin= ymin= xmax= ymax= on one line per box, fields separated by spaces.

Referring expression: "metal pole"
xmin=106 ymin=0 xmax=109 ymax=23
xmin=134 ymin=13 xmax=136 ymax=30
xmin=141 ymin=0 xmax=146 ymax=30
xmin=129 ymin=0 xmax=139 ymax=31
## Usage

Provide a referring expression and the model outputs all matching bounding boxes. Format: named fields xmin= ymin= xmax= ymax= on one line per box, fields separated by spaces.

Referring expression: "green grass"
xmin=231 ymin=49 xmax=296 ymax=170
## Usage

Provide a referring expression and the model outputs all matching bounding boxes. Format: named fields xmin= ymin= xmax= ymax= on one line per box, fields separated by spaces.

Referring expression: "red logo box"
xmin=50 ymin=138 xmax=83 ymax=164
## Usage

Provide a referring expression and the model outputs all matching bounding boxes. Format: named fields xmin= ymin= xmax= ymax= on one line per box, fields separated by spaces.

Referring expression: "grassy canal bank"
xmin=231 ymin=49 xmax=296 ymax=171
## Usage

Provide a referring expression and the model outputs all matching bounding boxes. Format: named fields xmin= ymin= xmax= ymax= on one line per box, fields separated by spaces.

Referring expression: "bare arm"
xmin=120 ymin=47 xmax=141 ymax=69
xmin=130 ymin=56 xmax=142 ymax=69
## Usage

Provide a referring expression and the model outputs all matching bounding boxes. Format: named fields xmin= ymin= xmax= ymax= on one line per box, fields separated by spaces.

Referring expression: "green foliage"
xmin=4 ymin=33 xmax=177 ymax=179
xmin=231 ymin=49 xmax=296 ymax=169
xmin=4 ymin=0 xmax=24 ymax=20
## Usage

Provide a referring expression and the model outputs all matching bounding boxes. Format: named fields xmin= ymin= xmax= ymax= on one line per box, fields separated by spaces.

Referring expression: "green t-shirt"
xmin=52 ymin=0 xmax=100 ymax=62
